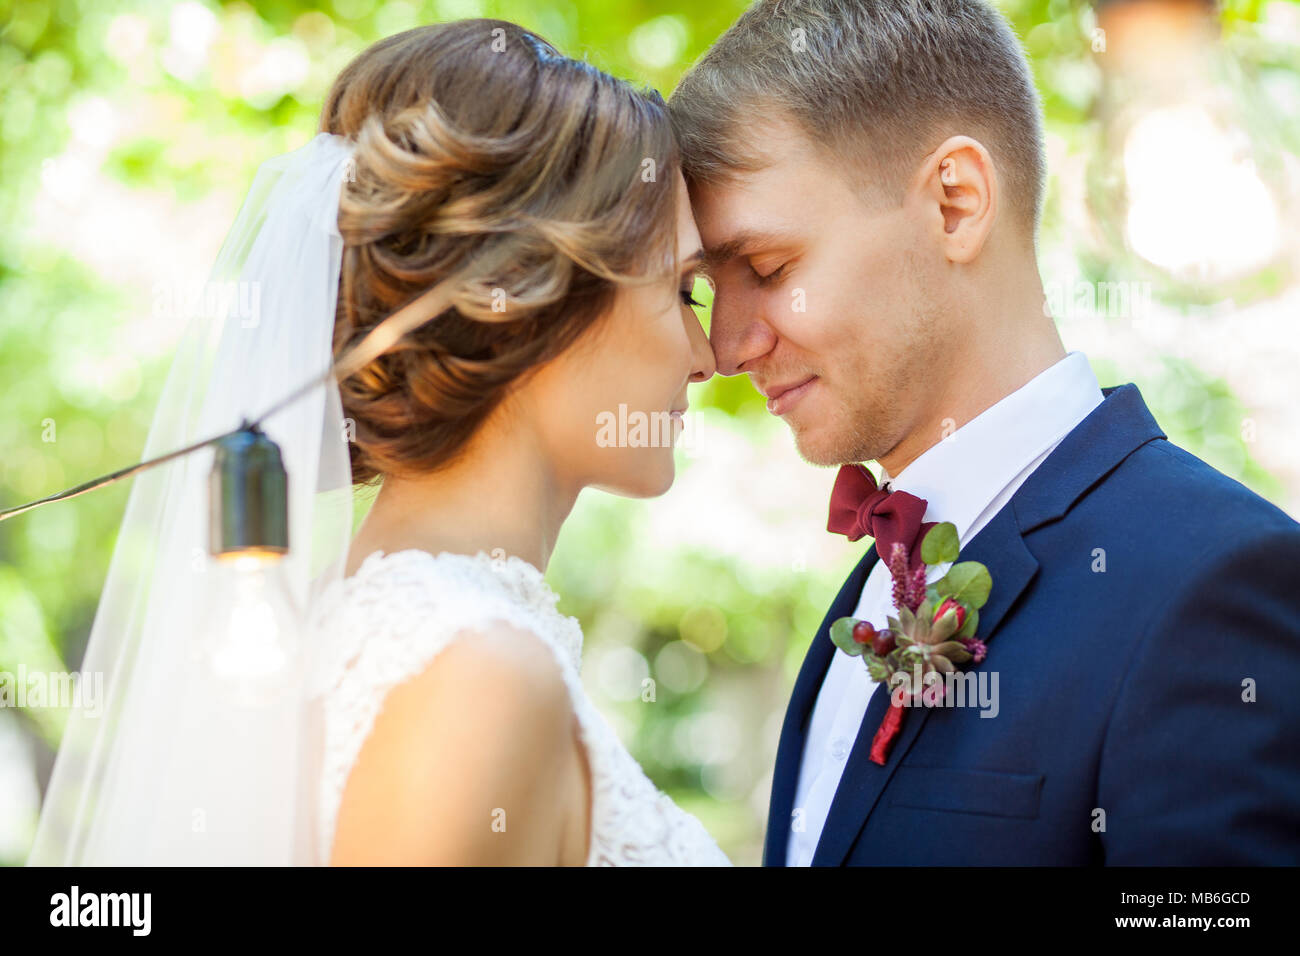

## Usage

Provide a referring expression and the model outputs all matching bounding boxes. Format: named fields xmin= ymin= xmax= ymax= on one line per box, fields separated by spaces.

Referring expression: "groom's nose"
xmin=709 ymin=286 xmax=778 ymax=376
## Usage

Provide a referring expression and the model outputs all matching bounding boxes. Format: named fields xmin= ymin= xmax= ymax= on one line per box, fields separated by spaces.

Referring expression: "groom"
xmin=670 ymin=0 xmax=1300 ymax=864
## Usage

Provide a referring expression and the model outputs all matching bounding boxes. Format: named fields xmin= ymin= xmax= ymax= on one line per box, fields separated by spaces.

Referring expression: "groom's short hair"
xmin=669 ymin=0 xmax=1046 ymax=237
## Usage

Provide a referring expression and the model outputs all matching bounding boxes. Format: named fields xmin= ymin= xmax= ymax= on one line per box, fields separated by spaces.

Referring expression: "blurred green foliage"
xmin=2 ymin=0 xmax=1296 ymax=865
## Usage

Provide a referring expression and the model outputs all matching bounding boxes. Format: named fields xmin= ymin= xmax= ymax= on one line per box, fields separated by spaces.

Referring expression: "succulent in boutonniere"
xmin=829 ymin=521 xmax=992 ymax=765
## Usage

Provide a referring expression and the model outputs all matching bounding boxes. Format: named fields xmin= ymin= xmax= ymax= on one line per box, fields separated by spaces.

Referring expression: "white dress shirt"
xmin=785 ymin=350 xmax=1105 ymax=866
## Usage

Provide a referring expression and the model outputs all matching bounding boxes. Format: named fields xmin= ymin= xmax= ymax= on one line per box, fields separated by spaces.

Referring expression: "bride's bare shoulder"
xmin=330 ymin=620 xmax=584 ymax=866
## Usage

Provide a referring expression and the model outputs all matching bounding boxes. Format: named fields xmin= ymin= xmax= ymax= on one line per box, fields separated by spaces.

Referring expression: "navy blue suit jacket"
xmin=764 ymin=383 xmax=1300 ymax=865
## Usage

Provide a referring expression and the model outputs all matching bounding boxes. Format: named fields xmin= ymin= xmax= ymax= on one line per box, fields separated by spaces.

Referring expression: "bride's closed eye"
xmin=680 ymin=269 xmax=708 ymax=309
xmin=680 ymin=285 xmax=705 ymax=309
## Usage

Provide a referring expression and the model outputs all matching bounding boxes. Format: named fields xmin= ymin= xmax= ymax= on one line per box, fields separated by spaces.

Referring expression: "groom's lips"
xmin=762 ymin=376 xmax=818 ymax=416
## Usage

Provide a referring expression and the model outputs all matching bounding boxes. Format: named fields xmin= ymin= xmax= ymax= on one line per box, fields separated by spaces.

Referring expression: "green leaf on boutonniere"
xmin=897 ymin=605 xmax=916 ymax=632
xmin=921 ymin=521 xmax=960 ymax=565
xmin=865 ymin=654 xmax=890 ymax=682
xmin=935 ymin=561 xmax=993 ymax=610
xmin=955 ymin=607 xmax=979 ymax=639
xmin=830 ymin=617 xmax=868 ymax=656
xmin=887 ymin=615 xmax=904 ymax=636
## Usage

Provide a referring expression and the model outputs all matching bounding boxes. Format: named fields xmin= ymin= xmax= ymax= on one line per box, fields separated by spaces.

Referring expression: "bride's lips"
xmin=762 ymin=376 xmax=818 ymax=416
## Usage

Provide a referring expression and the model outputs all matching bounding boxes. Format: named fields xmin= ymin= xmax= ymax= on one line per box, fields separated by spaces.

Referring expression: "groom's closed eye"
xmin=703 ymin=229 xmax=803 ymax=289
xmin=752 ymin=261 xmax=789 ymax=286
xmin=702 ymin=228 xmax=788 ymax=270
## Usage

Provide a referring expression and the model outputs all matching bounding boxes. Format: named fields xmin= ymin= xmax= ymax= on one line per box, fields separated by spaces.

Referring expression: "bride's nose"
xmin=687 ymin=311 xmax=717 ymax=383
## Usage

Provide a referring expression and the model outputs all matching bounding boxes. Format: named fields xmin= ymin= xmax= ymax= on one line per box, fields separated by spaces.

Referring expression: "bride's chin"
xmin=593 ymin=452 xmax=676 ymax=499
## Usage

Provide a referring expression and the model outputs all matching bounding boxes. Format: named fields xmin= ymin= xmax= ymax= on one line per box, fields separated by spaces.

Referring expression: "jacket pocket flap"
xmin=887 ymin=765 xmax=1044 ymax=819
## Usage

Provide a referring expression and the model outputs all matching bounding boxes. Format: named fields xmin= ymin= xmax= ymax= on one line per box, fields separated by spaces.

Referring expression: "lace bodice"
xmin=306 ymin=548 xmax=731 ymax=866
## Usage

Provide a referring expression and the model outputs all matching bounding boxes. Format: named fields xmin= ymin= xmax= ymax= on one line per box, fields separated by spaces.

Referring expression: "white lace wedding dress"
xmin=305 ymin=548 xmax=732 ymax=866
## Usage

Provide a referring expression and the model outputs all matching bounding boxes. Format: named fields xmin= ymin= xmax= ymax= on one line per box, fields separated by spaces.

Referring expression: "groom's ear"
xmin=913 ymin=135 xmax=999 ymax=264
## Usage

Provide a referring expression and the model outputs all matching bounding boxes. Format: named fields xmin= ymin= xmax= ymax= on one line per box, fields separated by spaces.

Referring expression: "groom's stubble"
xmin=792 ymin=242 xmax=947 ymax=472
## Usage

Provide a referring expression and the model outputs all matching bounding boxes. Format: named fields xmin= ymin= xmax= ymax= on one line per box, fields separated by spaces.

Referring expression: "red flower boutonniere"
xmin=829 ymin=522 xmax=992 ymax=765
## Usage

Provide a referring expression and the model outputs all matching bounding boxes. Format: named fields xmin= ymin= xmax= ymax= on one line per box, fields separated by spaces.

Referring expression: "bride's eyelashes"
xmin=679 ymin=272 xmax=706 ymax=309
xmin=680 ymin=286 xmax=705 ymax=309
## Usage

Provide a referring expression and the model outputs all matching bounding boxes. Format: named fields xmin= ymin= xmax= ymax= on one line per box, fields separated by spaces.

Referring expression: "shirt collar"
xmin=879 ymin=350 xmax=1103 ymax=539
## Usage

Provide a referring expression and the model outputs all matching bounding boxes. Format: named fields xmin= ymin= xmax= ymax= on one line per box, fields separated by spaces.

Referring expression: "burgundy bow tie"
xmin=827 ymin=464 xmax=934 ymax=572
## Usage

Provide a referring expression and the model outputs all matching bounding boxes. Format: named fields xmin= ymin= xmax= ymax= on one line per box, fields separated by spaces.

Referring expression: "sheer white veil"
xmin=28 ymin=132 xmax=359 ymax=865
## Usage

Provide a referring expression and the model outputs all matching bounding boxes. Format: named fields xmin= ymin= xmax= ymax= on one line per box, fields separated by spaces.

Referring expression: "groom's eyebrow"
xmin=701 ymin=229 xmax=793 ymax=271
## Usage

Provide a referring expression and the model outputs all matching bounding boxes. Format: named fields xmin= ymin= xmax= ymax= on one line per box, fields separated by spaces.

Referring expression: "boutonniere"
xmin=829 ymin=522 xmax=992 ymax=765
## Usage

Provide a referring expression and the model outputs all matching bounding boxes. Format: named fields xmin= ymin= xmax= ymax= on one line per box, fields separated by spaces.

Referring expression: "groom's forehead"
xmin=691 ymin=170 xmax=813 ymax=267
xmin=689 ymin=134 xmax=845 ymax=263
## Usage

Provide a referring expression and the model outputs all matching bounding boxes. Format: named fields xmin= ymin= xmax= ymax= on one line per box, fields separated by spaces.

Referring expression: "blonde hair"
xmin=669 ymin=0 xmax=1045 ymax=235
xmin=321 ymin=20 xmax=681 ymax=484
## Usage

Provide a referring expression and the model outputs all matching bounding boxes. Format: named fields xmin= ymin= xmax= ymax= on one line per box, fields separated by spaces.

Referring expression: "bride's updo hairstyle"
xmin=320 ymin=20 xmax=681 ymax=485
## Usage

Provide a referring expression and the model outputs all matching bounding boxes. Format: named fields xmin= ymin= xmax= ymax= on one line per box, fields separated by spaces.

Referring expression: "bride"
xmin=28 ymin=20 xmax=729 ymax=866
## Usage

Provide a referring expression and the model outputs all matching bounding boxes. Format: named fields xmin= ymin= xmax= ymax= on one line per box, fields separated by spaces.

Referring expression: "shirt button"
xmin=830 ymin=737 xmax=849 ymax=760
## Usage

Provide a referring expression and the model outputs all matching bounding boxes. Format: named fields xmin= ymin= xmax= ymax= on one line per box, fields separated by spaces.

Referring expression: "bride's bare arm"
xmin=329 ymin=623 xmax=589 ymax=865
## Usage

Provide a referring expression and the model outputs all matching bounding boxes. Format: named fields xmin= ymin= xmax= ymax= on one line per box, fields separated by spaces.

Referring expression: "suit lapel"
xmin=809 ymin=503 xmax=1039 ymax=865
xmin=762 ymin=543 xmax=878 ymax=866
xmin=1012 ymin=384 xmax=1165 ymax=533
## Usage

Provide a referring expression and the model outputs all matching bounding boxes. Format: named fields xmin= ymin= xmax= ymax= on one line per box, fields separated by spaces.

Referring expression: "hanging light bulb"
xmin=1086 ymin=0 xmax=1292 ymax=295
xmin=201 ymin=424 xmax=301 ymax=707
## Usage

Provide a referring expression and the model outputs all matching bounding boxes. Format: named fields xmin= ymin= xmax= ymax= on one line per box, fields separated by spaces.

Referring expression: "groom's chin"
xmin=794 ymin=441 xmax=848 ymax=469
xmin=787 ymin=420 xmax=858 ymax=469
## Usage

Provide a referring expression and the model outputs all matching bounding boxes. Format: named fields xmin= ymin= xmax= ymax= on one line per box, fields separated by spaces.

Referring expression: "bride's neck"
xmin=347 ymin=420 xmax=578 ymax=577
